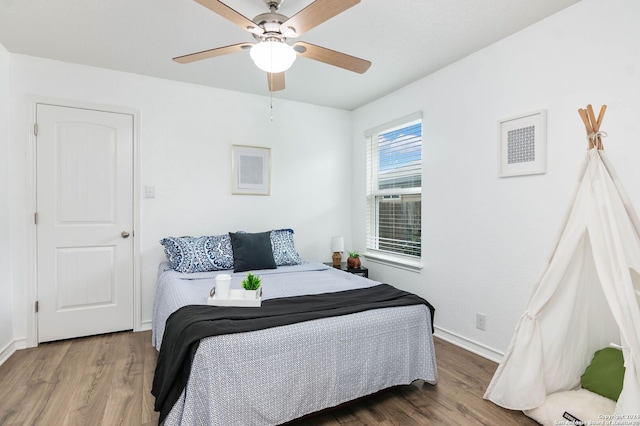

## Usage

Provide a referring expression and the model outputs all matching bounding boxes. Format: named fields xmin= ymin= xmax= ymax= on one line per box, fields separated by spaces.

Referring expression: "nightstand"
xmin=324 ymin=262 xmax=369 ymax=278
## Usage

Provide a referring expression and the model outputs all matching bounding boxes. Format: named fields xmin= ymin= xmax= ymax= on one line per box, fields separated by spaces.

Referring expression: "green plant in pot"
xmin=242 ymin=272 xmax=262 ymax=299
xmin=347 ymin=251 xmax=361 ymax=268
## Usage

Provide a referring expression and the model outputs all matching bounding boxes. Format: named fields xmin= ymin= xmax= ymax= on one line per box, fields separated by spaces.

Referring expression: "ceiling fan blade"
xmin=194 ymin=0 xmax=263 ymax=35
xmin=173 ymin=43 xmax=253 ymax=64
xmin=267 ymin=73 xmax=285 ymax=92
xmin=293 ymin=41 xmax=371 ymax=74
xmin=280 ymin=0 xmax=360 ymax=38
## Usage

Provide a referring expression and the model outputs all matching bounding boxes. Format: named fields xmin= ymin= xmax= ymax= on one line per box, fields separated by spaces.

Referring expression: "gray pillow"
xmin=229 ymin=231 xmax=277 ymax=272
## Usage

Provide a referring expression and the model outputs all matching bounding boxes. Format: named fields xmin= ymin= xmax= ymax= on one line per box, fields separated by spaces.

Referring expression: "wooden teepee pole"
xmin=578 ymin=104 xmax=607 ymax=150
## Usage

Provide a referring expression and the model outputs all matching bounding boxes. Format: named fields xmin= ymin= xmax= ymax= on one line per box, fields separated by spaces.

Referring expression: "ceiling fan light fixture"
xmin=250 ymin=39 xmax=296 ymax=73
xmin=281 ymin=26 xmax=297 ymax=37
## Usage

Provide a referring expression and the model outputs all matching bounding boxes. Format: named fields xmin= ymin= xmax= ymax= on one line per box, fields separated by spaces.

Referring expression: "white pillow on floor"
xmin=523 ymin=389 xmax=616 ymax=426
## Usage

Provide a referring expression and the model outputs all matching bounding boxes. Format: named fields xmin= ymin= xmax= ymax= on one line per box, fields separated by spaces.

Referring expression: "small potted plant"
xmin=347 ymin=251 xmax=361 ymax=269
xmin=242 ymin=272 xmax=262 ymax=299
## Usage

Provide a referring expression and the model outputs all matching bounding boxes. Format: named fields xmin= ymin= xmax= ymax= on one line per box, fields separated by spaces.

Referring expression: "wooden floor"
xmin=0 ymin=330 xmax=537 ymax=426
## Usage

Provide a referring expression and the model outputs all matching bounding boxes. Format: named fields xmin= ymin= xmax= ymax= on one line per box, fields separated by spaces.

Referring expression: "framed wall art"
xmin=498 ymin=110 xmax=547 ymax=177
xmin=231 ymin=145 xmax=271 ymax=195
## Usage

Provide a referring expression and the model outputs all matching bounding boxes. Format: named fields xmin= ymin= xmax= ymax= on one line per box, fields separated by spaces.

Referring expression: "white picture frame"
xmin=231 ymin=145 xmax=271 ymax=195
xmin=498 ymin=110 xmax=547 ymax=177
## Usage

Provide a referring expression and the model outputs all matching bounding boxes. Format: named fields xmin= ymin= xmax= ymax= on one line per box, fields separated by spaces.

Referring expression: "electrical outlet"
xmin=476 ymin=313 xmax=486 ymax=331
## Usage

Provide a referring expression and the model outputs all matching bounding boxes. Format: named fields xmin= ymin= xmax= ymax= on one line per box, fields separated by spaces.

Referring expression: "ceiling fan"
xmin=173 ymin=0 xmax=371 ymax=92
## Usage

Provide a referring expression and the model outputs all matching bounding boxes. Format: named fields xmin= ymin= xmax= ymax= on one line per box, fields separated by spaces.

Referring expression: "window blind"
xmin=366 ymin=116 xmax=422 ymax=258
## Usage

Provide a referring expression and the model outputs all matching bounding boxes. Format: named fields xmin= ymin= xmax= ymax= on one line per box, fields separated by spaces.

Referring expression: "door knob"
xmin=121 ymin=231 xmax=130 ymax=239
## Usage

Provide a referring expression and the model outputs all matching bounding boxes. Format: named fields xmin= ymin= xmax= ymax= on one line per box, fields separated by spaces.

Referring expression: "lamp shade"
xmin=330 ymin=236 xmax=344 ymax=252
xmin=250 ymin=40 xmax=296 ymax=73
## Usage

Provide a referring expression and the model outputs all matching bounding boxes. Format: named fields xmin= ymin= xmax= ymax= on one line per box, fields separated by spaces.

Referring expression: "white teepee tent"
xmin=484 ymin=105 xmax=640 ymax=415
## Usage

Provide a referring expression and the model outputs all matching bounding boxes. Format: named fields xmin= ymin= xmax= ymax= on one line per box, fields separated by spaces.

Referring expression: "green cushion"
xmin=580 ymin=347 xmax=625 ymax=401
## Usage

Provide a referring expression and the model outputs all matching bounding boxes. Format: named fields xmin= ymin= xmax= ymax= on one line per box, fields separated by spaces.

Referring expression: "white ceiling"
xmin=0 ymin=0 xmax=580 ymax=110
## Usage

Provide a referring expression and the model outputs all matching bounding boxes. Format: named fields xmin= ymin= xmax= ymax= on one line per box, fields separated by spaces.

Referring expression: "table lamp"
xmin=330 ymin=236 xmax=344 ymax=267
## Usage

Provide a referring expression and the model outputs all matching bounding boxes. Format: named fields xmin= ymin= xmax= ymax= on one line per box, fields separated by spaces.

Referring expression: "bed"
xmin=151 ymin=260 xmax=437 ymax=425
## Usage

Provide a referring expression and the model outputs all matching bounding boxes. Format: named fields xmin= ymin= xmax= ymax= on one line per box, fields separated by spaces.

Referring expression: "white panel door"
xmin=36 ymin=104 xmax=134 ymax=343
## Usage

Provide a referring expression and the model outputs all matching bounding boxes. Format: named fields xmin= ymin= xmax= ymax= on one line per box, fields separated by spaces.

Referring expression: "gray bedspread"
xmin=152 ymin=261 xmax=437 ymax=426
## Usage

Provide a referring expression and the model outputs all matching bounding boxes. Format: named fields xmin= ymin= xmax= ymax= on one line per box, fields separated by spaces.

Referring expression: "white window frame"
xmin=364 ymin=112 xmax=423 ymax=270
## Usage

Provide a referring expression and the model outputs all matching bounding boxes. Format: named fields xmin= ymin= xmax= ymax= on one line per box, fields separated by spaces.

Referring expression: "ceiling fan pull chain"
xmin=270 ymin=96 xmax=274 ymax=122
xmin=269 ymin=79 xmax=275 ymax=122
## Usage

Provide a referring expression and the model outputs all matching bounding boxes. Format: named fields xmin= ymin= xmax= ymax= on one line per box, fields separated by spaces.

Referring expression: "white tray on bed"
xmin=207 ymin=289 xmax=262 ymax=307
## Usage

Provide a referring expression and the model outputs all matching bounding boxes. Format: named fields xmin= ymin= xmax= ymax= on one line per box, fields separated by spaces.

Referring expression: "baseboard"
xmin=434 ymin=326 xmax=504 ymax=364
xmin=0 ymin=338 xmax=26 ymax=367
xmin=138 ymin=320 xmax=152 ymax=332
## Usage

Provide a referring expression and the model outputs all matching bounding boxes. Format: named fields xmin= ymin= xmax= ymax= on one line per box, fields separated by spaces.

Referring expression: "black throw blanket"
xmin=152 ymin=284 xmax=435 ymax=424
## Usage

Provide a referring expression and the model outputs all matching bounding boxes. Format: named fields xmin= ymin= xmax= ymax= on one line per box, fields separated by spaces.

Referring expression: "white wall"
xmin=8 ymin=55 xmax=354 ymax=340
xmin=6 ymin=0 xmax=640 ymax=361
xmin=0 ymin=42 xmax=13 ymax=358
xmin=351 ymin=0 xmax=640 ymax=360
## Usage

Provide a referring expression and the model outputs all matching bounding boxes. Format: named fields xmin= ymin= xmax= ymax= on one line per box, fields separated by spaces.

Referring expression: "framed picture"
xmin=498 ymin=110 xmax=547 ymax=177
xmin=231 ymin=145 xmax=271 ymax=195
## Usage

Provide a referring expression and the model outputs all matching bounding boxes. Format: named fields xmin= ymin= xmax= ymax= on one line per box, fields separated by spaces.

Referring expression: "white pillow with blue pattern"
xmin=160 ymin=234 xmax=234 ymax=273
xmin=270 ymin=228 xmax=303 ymax=266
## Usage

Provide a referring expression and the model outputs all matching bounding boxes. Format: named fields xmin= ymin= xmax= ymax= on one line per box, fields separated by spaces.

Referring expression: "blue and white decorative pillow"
xmin=270 ymin=229 xmax=303 ymax=266
xmin=160 ymin=234 xmax=234 ymax=273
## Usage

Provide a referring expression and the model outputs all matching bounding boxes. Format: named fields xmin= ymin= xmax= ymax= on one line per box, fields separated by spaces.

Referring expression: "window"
xmin=365 ymin=113 xmax=422 ymax=260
